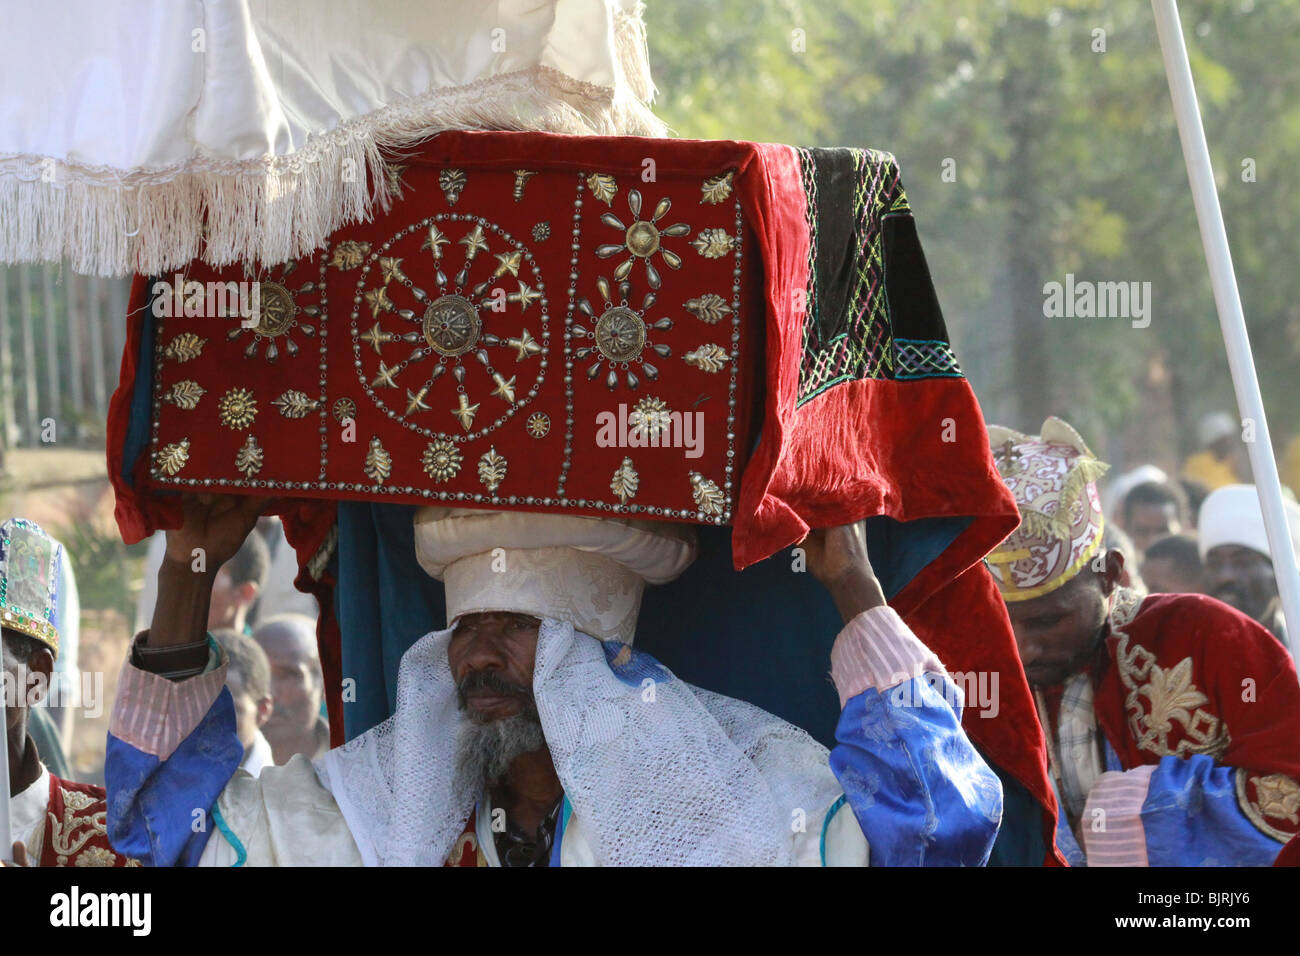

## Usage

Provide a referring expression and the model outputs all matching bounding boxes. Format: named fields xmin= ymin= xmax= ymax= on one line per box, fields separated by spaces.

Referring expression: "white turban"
xmin=413 ymin=508 xmax=697 ymax=643
xmin=1199 ymin=484 xmax=1300 ymax=562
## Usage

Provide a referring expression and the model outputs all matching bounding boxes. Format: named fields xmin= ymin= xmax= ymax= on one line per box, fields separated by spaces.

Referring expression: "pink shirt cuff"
xmin=1081 ymin=765 xmax=1154 ymax=866
xmin=829 ymin=605 xmax=947 ymax=709
xmin=109 ymin=632 xmax=229 ymax=760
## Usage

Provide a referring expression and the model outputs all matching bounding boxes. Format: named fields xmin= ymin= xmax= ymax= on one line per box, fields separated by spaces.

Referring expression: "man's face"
xmin=1 ymin=633 xmax=53 ymax=734
xmin=207 ymin=567 xmax=242 ymax=630
xmin=1127 ymin=502 xmax=1181 ymax=556
xmin=1003 ymin=566 xmax=1111 ymax=688
xmin=224 ymin=669 xmax=270 ymax=751
xmin=447 ymin=612 xmax=541 ymax=724
xmin=258 ymin=630 xmax=323 ymax=735
xmin=1204 ymin=545 xmax=1277 ymax=621
xmin=1139 ymin=556 xmax=1203 ymax=595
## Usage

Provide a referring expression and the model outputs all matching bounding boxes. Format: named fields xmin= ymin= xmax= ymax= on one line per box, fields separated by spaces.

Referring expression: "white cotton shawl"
xmin=316 ymin=617 xmax=843 ymax=866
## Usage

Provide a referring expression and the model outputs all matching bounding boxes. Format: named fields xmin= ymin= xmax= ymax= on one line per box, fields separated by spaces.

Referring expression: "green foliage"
xmin=646 ymin=0 xmax=1300 ymax=461
xmin=52 ymin=517 xmax=148 ymax=617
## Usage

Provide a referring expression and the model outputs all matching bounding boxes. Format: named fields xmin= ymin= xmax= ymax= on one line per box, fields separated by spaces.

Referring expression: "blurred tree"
xmin=646 ymin=0 xmax=1300 ymax=474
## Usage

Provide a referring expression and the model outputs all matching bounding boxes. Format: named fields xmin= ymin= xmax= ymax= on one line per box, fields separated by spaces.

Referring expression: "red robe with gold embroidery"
xmin=1077 ymin=591 xmax=1300 ymax=864
xmin=33 ymin=775 xmax=138 ymax=867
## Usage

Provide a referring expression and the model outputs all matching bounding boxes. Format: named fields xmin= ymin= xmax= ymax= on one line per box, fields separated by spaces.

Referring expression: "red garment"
xmin=1094 ymin=591 xmax=1300 ymax=842
xmin=35 ymin=775 xmax=139 ymax=867
xmin=105 ymin=131 xmax=1055 ymax=862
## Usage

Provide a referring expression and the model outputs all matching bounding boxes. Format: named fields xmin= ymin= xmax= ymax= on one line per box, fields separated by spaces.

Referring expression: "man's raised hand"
xmin=165 ymin=494 xmax=276 ymax=569
xmin=801 ymin=522 xmax=886 ymax=625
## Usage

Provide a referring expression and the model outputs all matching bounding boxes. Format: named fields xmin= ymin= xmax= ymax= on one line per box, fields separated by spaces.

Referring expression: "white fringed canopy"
xmin=0 ymin=0 xmax=665 ymax=277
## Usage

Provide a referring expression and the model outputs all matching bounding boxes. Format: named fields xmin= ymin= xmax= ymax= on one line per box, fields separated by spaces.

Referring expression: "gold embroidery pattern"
xmin=1235 ymin=769 xmax=1300 ymax=842
xmin=74 ymin=846 xmax=118 ymax=867
xmin=48 ymin=787 xmax=109 ymax=866
xmin=1113 ymin=590 xmax=1229 ymax=761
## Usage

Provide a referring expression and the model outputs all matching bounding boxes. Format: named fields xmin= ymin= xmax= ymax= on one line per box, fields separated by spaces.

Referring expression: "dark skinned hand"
xmin=800 ymin=522 xmax=887 ymax=625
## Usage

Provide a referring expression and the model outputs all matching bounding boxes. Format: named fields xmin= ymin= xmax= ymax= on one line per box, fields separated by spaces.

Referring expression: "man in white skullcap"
xmin=1199 ymin=484 xmax=1300 ymax=645
xmin=105 ymin=497 xmax=1003 ymax=866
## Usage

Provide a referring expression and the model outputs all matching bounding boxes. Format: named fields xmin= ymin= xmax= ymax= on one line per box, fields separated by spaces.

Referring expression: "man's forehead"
xmin=1207 ymin=544 xmax=1269 ymax=564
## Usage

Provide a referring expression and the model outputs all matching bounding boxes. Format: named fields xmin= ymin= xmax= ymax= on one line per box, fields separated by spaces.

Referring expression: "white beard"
xmin=454 ymin=712 xmax=546 ymax=784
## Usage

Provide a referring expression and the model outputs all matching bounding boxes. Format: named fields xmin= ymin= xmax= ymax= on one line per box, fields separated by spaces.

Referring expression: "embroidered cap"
xmin=985 ymin=417 xmax=1109 ymax=602
xmin=0 ymin=518 xmax=62 ymax=657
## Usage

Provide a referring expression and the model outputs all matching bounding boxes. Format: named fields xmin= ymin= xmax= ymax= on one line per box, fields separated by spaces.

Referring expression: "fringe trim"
xmin=0 ymin=56 xmax=667 ymax=278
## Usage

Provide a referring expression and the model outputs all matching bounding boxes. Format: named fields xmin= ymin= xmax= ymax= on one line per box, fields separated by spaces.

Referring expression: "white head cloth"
xmin=1199 ymin=483 xmax=1300 ymax=562
xmin=413 ymin=507 xmax=697 ymax=643
xmin=316 ymin=617 xmax=843 ymax=866
xmin=0 ymin=0 xmax=665 ymax=276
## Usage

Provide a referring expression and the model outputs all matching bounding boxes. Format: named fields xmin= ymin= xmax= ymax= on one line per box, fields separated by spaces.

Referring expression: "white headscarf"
xmin=316 ymin=617 xmax=843 ymax=866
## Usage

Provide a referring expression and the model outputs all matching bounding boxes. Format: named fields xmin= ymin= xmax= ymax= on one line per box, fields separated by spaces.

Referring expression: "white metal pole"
xmin=1151 ymin=0 xmax=1300 ymax=651
xmin=0 ymin=664 xmax=12 ymax=861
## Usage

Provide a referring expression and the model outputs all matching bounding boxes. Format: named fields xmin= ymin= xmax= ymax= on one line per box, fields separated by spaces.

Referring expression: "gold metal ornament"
xmin=690 ymin=471 xmax=725 ymax=516
xmin=452 ymin=394 xmax=480 ymax=432
xmin=491 ymin=373 xmax=517 ymax=403
xmin=333 ymin=398 xmax=357 ymax=423
xmin=379 ymin=257 xmax=406 ymax=285
xmin=586 ymin=173 xmax=617 ymax=206
xmin=440 ymin=168 xmax=467 ymax=205
xmin=422 ymin=439 xmax=463 ymax=482
xmin=156 ymin=439 xmax=190 ymax=476
xmin=371 ymin=361 xmax=399 ymax=389
xmin=274 ymin=390 xmax=320 ymax=419
xmin=329 ymin=240 xmax=372 ymax=271
xmin=385 ymin=164 xmax=408 ymax=197
xmin=629 ymin=396 xmax=672 ymax=440
xmin=532 ymin=222 xmax=551 ymax=242
xmin=507 ymin=328 xmax=543 ymax=361
xmin=684 ymin=343 xmax=729 ymax=373
xmin=364 ymin=436 xmax=392 ymax=484
xmin=478 ymin=446 xmax=507 ymax=493
xmin=365 ymin=287 xmax=394 ymax=318
xmin=218 ymin=388 xmax=258 ymax=429
xmin=595 ymin=189 xmax=690 ymax=290
xmin=421 ymin=225 xmax=449 ymax=258
xmin=684 ymin=293 xmax=732 ymax=325
xmin=513 ymin=170 xmax=537 ymax=201
xmin=422 ymin=294 xmax=482 ymax=357
xmin=163 ymin=332 xmax=206 ymax=363
xmin=700 ymin=171 xmax=735 ymax=204
xmin=691 ymin=228 xmax=735 ymax=259
xmin=163 ymin=380 xmax=206 ymax=410
xmin=235 ymin=434 xmax=263 ymax=478
xmin=595 ymin=306 xmax=647 ymax=362
xmin=526 ymin=412 xmax=550 ymax=438
xmin=611 ymin=457 xmax=639 ymax=504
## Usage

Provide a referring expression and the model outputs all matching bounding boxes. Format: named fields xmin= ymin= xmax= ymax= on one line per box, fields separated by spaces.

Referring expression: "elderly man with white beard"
xmin=104 ymin=496 xmax=1003 ymax=866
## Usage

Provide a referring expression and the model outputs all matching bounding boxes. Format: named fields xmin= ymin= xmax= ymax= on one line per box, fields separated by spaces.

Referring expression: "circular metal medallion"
xmin=253 ymin=281 xmax=297 ymax=336
xmin=595 ymin=306 xmax=647 ymax=362
xmin=625 ymin=221 xmax=661 ymax=258
xmin=422 ymin=294 xmax=482 ymax=357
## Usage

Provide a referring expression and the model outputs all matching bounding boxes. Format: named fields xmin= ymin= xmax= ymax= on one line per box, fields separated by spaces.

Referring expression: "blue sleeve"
xmin=1140 ymin=754 xmax=1287 ymax=866
xmin=105 ymin=688 xmax=243 ymax=866
xmin=829 ymin=672 xmax=1003 ymax=866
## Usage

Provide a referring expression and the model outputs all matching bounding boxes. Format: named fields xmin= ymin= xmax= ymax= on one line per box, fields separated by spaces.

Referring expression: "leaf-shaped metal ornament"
xmin=683 ymin=343 xmax=728 ymax=373
xmin=478 ymin=446 xmax=507 ymax=493
xmin=684 ymin=293 xmax=732 ymax=324
xmin=610 ymin=457 xmax=639 ymax=504
xmin=235 ymin=434 xmax=263 ymax=478
xmin=329 ymin=240 xmax=372 ymax=271
xmin=586 ymin=173 xmax=617 ymax=206
xmin=439 ymin=168 xmax=467 ymax=205
xmin=690 ymin=471 xmax=726 ymax=516
xmin=163 ymin=332 xmax=207 ymax=363
xmin=691 ymin=229 xmax=735 ymax=259
xmin=164 ymin=380 xmax=206 ymax=410
xmin=364 ymin=436 xmax=392 ymax=484
xmin=700 ymin=171 xmax=735 ymax=204
xmin=155 ymin=439 xmax=190 ymax=477
xmin=273 ymin=390 xmax=320 ymax=419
